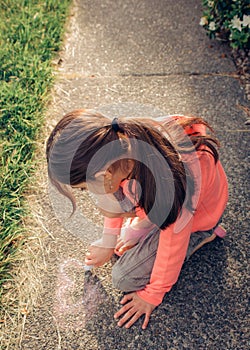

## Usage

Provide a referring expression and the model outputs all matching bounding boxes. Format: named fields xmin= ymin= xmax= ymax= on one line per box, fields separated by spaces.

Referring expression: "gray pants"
xmin=112 ymin=225 xmax=219 ymax=292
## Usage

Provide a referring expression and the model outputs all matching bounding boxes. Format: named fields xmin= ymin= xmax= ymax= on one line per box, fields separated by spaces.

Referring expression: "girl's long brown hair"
xmin=46 ymin=109 xmax=220 ymax=229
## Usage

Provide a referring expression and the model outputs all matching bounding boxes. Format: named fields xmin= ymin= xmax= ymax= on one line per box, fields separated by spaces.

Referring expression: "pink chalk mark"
xmin=53 ymin=258 xmax=103 ymax=330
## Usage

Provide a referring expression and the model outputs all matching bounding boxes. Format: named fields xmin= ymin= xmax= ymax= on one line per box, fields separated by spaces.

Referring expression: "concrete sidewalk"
xmin=21 ymin=0 xmax=249 ymax=349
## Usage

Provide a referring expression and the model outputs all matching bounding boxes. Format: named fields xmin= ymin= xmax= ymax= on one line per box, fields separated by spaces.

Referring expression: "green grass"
xmin=0 ymin=0 xmax=72 ymax=300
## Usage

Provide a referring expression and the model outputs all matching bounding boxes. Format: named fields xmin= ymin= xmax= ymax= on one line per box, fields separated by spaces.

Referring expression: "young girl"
xmin=46 ymin=109 xmax=228 ymax=330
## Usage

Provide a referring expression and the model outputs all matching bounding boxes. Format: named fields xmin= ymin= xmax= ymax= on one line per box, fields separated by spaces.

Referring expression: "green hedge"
xmin=200 ymin=0 xmax=250 ymax=49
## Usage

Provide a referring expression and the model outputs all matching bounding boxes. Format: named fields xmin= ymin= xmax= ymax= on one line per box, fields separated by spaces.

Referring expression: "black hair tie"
xmin=111 ymin=117 xmax=120 ymax=132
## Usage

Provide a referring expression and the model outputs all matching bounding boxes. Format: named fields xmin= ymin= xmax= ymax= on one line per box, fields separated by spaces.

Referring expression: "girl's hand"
xmin=114 ymin=292 xmax=156 ymax=329
xmin=85 ymin=245 xmax=114 ymax=267
xmin=114 ymin=237 xmax=138 ymax=255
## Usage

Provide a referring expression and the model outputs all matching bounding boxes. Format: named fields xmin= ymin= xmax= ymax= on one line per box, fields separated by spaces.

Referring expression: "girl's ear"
xmin=94 ymin=170 xmax=106 ymax=178
xmin=104 ymin=169 xmax=113 ymax=179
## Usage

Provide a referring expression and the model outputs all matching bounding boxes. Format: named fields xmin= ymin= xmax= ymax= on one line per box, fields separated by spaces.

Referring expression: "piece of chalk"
xmin=84 ymin=265 xmax=93 ymax=271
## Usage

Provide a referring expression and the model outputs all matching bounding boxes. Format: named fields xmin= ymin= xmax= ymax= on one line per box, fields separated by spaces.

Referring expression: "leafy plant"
xmin=200 ymin=0 xmax=250 ymax=49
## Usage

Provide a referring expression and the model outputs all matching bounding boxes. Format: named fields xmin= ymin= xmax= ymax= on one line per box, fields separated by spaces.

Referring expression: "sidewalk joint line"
xmin=58 ymin=71 xmax=239 ymax=79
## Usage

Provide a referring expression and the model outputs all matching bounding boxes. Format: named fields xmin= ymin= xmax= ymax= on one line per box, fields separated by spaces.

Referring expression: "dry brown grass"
xmin=0 ymin=109 xmax=60 ymax=349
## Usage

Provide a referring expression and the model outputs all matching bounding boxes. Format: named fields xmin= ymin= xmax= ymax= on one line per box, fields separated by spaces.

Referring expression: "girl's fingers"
xmin=85 ymin=252 xmax=97 ymax=264
xmin=85 ymin=258 xmax=95 ymax=266
xmin=120 ymin=293 xmax=134 ymax=304
xmin=118 ymin=310 xmax=141 ymax=328
xmin=86 ymin=250 xmax=95 ymax=258
xmin=88 ymin=245 xmax=94 ymax=251
xmin=114 ymin=293 xmax=155 ymax=329
xmin=142 ymin=313 xmax=150 ymax=330
xmin=85 ymin=252 xmax=95 ymax=261
xmin=115 ymin=240 xmax=124 ymax=250
xmin=114 ymin=301 xmax=132 ymax=319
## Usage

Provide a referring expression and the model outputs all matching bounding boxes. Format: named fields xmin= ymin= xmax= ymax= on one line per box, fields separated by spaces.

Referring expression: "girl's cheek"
xmin=104 ymin=181 xmax=120 ymax=194
xmin=104 ymin=183 xmax=113 ymax=194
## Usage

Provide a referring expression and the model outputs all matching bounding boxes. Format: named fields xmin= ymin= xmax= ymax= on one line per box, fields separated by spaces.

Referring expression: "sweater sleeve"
xmin=137 ymin=208 xmax=193 ymax=306
xmin=103 ymin=217 xmax=123 ymax=234
xmin=91 ymin=217 xmax=123 ymax=248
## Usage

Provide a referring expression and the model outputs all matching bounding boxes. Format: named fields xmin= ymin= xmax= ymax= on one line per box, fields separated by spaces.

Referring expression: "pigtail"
xmin=172 ymin=116 xmax=220 ymax=163
xmin=48 ymin=171 xmax=77 ymax=215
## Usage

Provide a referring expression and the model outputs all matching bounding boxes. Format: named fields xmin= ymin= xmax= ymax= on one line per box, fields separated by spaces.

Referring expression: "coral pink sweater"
xmin=104 ymin=117 xmax=228 ymax=306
